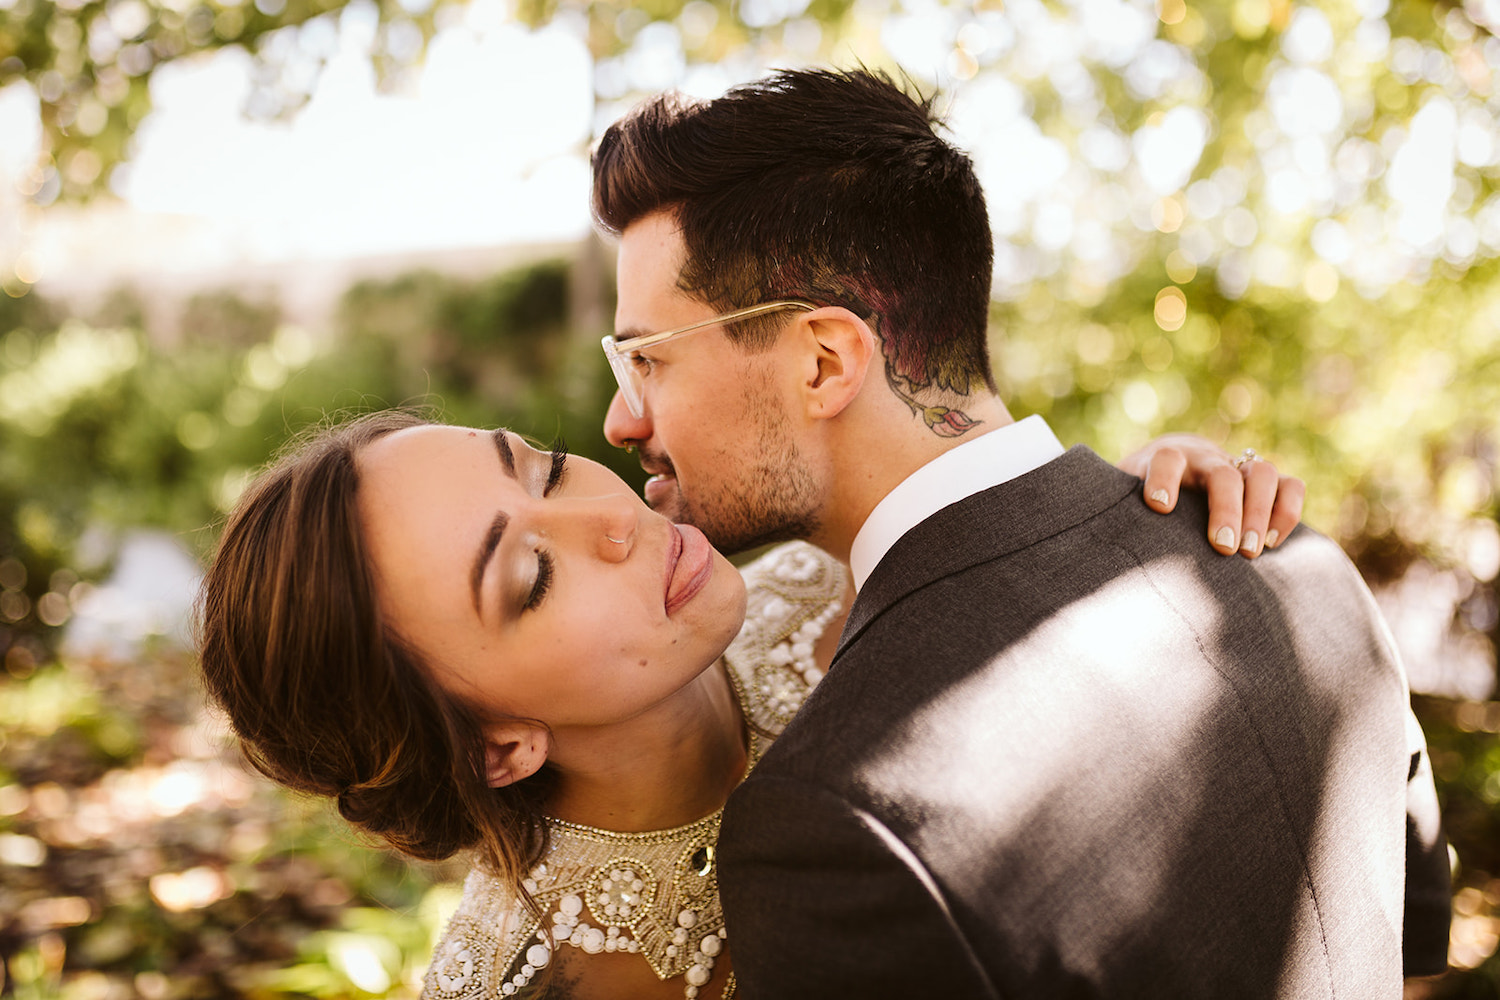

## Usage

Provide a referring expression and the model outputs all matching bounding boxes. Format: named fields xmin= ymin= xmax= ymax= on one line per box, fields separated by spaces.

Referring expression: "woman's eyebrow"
xmin=469 ymin=429 xmax=519 ymax=618
xmin=492 ymin=428 xmax=517 ymax=478
xmin=470 ymin=511 xmax=509 ymax=617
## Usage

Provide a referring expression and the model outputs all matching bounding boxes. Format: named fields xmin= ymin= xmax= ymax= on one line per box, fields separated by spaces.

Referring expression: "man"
xmin=591 ymin=70 xmax=1449 ymax=997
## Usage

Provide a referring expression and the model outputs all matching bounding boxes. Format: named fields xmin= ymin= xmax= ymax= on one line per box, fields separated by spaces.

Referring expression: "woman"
xmin=197 ymin=412 xmax=1301 ymax=1000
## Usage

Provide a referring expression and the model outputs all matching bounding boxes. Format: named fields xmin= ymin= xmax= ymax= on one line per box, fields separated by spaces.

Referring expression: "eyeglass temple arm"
xmin=603 ymin=300 xmax=816 ymax=354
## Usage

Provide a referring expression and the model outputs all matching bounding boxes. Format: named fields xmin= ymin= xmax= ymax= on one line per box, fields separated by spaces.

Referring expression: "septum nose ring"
xmin=606 ymin=535 xmax=627 ymax=544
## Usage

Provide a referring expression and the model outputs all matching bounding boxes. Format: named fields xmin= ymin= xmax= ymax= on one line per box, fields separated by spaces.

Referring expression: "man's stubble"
xmin=659 ymin=377 xmax=823 ymax=557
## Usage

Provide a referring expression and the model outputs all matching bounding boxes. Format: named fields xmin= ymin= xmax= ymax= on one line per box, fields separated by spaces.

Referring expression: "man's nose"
xmin=603 ymin=389 xmax=652 ymax=450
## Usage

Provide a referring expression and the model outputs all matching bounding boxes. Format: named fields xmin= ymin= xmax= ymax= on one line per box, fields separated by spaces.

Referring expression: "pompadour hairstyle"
xmin=592 ymin=68 xmax=997 ymax=396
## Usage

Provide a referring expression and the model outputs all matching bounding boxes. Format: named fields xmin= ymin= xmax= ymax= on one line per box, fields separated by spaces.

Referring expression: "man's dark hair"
xmin=592 ymin=68 xmax=997 ymax=397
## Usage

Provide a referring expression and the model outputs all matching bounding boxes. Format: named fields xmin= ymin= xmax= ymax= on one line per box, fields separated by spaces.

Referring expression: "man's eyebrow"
xmin=612 ymin=326 xmax=650 ymax=345
xmin=470 ymin=429 xmax=519 ymax=617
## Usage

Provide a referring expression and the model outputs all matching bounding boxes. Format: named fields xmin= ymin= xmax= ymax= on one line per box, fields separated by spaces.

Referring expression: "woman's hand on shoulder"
xmin=1119 ymin=433 xmax=1305 ymax=559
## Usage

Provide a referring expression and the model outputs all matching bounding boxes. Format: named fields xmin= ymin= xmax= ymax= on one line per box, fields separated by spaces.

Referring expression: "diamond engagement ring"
xmin=1232 ymin=448 xmax=1259 ymax=470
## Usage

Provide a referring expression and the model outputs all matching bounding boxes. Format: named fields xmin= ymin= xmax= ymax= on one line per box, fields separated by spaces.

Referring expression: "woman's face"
xmin=355 ymin=425 xmax=747 ymax=733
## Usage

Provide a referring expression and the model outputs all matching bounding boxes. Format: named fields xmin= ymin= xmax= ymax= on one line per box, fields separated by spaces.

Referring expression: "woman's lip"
xmin=665 ymin=523 xmax=712 ymax=615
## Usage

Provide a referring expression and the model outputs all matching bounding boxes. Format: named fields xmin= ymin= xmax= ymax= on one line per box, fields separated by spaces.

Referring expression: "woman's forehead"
xmin=358 ymin=427 xmax=504 ymax=525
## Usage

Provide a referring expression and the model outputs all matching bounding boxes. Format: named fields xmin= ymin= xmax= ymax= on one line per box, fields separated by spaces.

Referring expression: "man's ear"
xmin=799 ymin=308 xmax=876 ymax=420
xmin=482 ymin=722 xmax=551 ymax=788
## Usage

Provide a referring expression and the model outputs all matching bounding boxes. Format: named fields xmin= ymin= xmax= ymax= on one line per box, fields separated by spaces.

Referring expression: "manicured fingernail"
xmin=1265 ymin=529 xmax=1279 ymax=548
xmin=1240 ymin=531 xmax=1259 ymax=554
xmin=1150 ymin=489 xmax=1170 ymax=506
xmin=1215 ymin=526 xmax=1236 ymax=549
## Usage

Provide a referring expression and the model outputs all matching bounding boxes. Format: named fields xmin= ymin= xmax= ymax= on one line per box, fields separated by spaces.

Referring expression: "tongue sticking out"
xmin=665 ymin=524 xmax=713 ymax=615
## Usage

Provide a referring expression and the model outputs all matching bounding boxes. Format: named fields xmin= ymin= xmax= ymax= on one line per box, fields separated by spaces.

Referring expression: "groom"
xmin=591 ymin=69 xmax=1449 ymax=997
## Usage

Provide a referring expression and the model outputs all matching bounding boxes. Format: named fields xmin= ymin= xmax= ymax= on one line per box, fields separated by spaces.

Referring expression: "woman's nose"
xmin=596 ymin=494 xmax=640 ymax=561
xmin=544 ymin=492 xmax=639 ymax=561
xmin=603 ymin=389 xmax=652 ymax=451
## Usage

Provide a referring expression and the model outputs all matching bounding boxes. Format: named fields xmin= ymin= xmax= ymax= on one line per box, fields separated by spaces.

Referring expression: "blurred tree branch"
xmin=0 ymin=0 xmax=448 ymax=202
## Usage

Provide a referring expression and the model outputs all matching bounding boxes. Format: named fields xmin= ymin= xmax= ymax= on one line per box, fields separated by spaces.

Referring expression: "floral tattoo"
xmin=884 ymin=363 xmax=983 ymax=437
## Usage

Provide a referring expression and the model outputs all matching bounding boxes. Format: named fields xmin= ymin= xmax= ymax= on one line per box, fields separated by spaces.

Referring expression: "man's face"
xmin=603 ymin=211 xmax=822 ymax=555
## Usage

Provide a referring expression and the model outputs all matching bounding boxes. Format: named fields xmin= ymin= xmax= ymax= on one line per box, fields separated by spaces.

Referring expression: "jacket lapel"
xmin=834 ymin=446 xmax=1139 ymax=659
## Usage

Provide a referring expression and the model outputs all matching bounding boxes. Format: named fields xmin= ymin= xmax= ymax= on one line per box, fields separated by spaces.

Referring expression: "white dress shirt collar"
xmin=848 ymin=415 xmax=1066 ymax=592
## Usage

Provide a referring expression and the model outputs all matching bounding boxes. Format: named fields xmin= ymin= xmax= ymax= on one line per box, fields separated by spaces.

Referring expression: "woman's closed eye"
xmin=520 ymin=441 xmax=568 ymax=614
xmin=544 ymin=439 xmax=569 ymax=496
xmin=523 ymin=551 xmax=553 ymax=612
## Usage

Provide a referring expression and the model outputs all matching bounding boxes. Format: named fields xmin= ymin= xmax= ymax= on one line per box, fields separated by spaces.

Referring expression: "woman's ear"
xmin=482 ymin=722 xmax=551 ymax=788
xmin=800 ymin=308 xmax=876 ymax=420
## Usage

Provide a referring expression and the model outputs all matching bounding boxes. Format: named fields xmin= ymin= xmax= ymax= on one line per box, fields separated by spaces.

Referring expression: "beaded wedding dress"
xmin=421 ymin=541 xmax=847 ymax=1000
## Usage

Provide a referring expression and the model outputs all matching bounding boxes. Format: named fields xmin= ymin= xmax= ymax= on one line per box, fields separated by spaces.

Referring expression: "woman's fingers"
xmin=1124 ymin=436 xmax=1309 ymax=558
xmin=1139 ymin=446 xmax=1188 ymax=513
xmin=1205 ymin=463 xmax=1246 ymax=555
xmin=1265 ymin=475 xmax=1306 ymax=550
xmin=1236 ymin=459 xmax=1283 ymax=557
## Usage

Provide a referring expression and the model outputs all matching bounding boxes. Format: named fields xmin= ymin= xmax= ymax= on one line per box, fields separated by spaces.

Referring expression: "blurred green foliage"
xmin=996 ymin=253 xmax=1500 ymax=583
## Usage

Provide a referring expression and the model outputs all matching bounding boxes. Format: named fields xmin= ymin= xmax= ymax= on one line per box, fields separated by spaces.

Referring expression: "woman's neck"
xmin=543 ymin=660 xmax=748 ymax=832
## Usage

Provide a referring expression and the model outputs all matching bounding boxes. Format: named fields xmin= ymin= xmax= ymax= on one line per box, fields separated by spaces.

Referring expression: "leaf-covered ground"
xmin=0 ymin=644 xmax=465 ymax=999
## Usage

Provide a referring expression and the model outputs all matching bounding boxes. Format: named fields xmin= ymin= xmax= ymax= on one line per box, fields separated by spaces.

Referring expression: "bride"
xmin=196 ymin=412 xmax=1300 ymax=1000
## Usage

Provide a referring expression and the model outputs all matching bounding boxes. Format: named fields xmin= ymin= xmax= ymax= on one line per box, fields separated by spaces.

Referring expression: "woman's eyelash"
xmin=544 ymin=439 xmax=569 ymax=496
xmin=518 ymin=441 xmax=567 ymax=614
xmin=524 ymin=551 xmax=553 ymax=611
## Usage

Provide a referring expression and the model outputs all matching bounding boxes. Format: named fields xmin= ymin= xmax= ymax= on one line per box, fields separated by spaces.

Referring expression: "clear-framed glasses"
xmin=601 ymin=300 xmax=816 ymax=418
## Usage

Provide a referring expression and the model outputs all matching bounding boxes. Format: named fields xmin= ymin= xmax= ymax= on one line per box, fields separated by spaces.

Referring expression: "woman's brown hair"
xmin=196 ymin=411 xmax=553 ymax=884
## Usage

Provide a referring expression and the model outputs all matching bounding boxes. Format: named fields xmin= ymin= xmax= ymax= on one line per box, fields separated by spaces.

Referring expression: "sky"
xmin=0 ymin=3 xmax=601 ymax=285
xmin=0 ymin=0 xmax=1205 ymax=287
xmin=119 ymin=8 xmax=597 ymax=259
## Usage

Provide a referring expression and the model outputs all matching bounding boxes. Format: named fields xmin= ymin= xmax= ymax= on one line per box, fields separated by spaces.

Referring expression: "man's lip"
xmin=643 ymin=472 xmax=676 ymax=508
xmin=664 ymin=524 xmax=712 ymax=615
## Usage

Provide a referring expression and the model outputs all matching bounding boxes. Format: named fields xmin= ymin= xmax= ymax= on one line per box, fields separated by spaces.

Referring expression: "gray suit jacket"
xmin=719 ymin=447 xmax=1448 ymax=999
